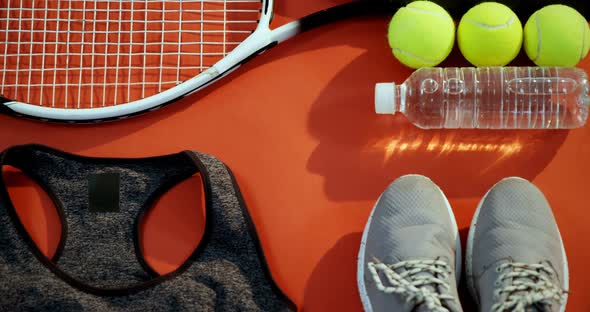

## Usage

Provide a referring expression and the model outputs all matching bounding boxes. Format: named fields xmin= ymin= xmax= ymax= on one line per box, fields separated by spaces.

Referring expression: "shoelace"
xmin=367 ymin=259 xmax=454 ymax=312
xmin=491 ymin=262 xmax=568 ymax=312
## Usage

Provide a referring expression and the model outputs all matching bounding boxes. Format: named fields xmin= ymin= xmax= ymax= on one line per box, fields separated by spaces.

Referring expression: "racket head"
xmin=0 ymin=0 xmax=273 ymax=122
xmin=0 ymin=0 xmax=395 ymax=123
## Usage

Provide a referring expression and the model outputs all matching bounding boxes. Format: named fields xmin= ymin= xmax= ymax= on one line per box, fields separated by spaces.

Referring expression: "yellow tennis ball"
xmin=458 ymin=2 xmax=523 ymax=66
xmin=388 ymin=1 xmax=455 ymax=69
xmin=524 ymin=5 xmax=590 ymax=67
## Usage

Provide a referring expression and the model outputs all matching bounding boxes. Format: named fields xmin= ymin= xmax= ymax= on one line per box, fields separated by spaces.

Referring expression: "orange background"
xmin=2 ymin=0 xmax=590 ymax=311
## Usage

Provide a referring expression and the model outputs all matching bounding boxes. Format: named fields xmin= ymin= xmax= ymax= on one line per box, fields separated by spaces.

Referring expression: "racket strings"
xmin=0 ymin=0 xmax=262 ymax=108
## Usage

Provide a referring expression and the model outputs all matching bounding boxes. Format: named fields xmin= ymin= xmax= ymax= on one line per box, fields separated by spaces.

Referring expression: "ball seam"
xmin=465 ymin=16 xmax=515 ymax=30
xmin=580 ymin=17 xmax=587 ymax=62
xmin=393 ymin=48 xmax=439 ymax=65
xmin=533 ymin=14 xmax=542 ymax=63
xmin=405 ymin=6 xmax=448 ymax=19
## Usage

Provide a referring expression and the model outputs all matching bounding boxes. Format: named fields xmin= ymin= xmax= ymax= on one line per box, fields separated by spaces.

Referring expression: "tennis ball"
xmin=524 ymin=5 xmax=590 ymax=67
xmin=458 ymin=2 xmax=523 ymax=66
xmin=388 ymin=1 xmax=455 ymax=69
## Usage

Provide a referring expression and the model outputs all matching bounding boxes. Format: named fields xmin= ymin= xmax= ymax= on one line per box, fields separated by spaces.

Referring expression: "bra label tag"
xmin=88 ymin=173 xmax=120 ymax=213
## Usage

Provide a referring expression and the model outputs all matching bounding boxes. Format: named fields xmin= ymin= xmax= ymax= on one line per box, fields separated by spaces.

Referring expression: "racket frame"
xmin=0 ymin=0 xmax=394 ymax=123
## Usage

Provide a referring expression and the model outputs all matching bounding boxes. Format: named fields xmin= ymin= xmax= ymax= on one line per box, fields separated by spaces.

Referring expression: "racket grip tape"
xmin=298 ymin=0 xmax=401 ymax=32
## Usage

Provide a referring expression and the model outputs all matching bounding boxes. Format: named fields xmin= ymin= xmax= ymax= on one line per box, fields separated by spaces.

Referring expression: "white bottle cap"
xmin=375 ymin=83 xmax=396 ymax=114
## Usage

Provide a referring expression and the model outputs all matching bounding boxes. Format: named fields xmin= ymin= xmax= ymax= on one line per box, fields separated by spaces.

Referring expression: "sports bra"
xmin=0 ymin=144 xmax=295 ymax=311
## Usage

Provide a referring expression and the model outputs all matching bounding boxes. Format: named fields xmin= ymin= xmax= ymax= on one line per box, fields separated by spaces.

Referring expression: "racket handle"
xmin=272 ymin=0 xmax=399 ymax=43
xmin=298 ymin=0 xmax=400 ymax=32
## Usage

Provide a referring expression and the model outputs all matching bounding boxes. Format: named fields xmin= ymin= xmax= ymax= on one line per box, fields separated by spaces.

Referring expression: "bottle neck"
xmin=393 ymin=84 xmax=406 ymax=114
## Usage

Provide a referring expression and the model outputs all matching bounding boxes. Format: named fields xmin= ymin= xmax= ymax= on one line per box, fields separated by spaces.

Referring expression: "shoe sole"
xmin=357 ymin=176 xmax=462 ymax=312
xmin=465 ymin=177 xmax=569 ymax=312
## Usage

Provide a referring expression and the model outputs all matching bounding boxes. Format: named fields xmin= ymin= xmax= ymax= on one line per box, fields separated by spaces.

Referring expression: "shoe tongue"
xmin=415 ymin=303 xmax=436 ymax=312
xmin=532 ymin=302 xmax=561 ymax=312
xmin=413 ymin=271 xmax=437 ymax=292
xmin=397 ymin=265 xmax=437 ymax=295
xmin=399 ymin=267 xmax=455 ymax=312
xmin=414 ymin=301 xmax=459 ymax=312
xmin=505 ymin=273 xmax=557 ymax=312
xmin=524 ymin=305 xmax=553 ymax=312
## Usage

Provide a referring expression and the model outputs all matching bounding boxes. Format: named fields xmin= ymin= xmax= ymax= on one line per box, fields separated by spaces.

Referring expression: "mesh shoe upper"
xmin=466 ymin=177 xmax=568 ymax=312
xmin=358 ymin=175 xmax=462 ymax=312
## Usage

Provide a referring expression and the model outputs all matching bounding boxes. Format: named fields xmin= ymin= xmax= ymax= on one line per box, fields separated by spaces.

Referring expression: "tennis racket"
xmin=0 ymin=0 xmax=398 ymax=123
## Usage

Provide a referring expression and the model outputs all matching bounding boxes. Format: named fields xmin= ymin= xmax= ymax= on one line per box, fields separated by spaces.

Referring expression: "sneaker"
xmin=357 ymin=175 xmax=462 ymax=312
xmin=466 ymin=177 xmax=569 ymax=312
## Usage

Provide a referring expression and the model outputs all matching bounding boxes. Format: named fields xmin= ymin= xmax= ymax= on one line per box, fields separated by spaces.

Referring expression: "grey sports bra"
xmin=0 ymin=144 xmax=294 ymax=311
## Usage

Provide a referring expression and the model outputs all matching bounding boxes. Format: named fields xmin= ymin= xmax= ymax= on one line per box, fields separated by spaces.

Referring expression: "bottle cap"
xmin=375 ymin=83 xmax=395 ymax=114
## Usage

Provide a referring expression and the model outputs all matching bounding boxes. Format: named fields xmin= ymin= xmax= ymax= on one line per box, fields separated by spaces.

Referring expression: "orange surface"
xmin=2 ymin=0 xmax=590 ymax=311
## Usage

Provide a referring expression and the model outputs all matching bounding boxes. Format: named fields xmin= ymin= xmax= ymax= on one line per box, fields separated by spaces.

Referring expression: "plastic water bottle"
xmin=375 ymin=67 xmax=590 ymax=129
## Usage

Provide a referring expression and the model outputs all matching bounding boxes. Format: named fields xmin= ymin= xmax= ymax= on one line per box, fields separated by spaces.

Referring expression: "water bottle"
xmin=375 ymin=67 xmax=590 ymax=129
